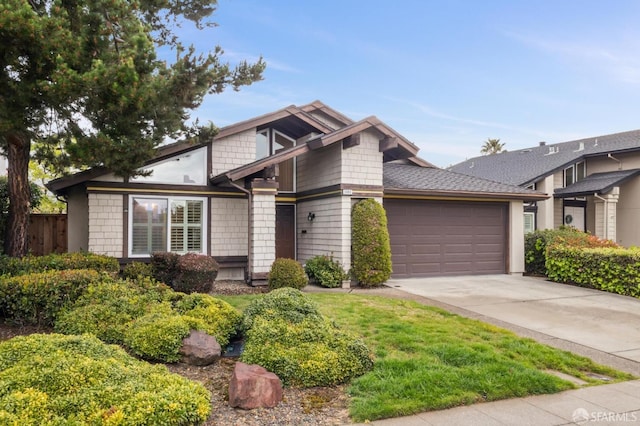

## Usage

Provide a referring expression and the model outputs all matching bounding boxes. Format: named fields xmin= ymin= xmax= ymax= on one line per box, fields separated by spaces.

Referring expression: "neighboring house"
xmin=47 ymin=101 xmax=545 ymax=281
xmin=449 ymin=130 xmax=640 ymax=246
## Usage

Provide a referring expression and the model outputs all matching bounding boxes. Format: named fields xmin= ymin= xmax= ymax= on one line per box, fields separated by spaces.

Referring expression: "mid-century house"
xmin=48 ymin=101 xmax=546 ymax=282
xmin=449 ymin=130 xmax=640 ymax=246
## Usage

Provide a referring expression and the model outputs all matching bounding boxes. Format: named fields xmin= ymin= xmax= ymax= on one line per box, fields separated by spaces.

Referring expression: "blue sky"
xmin=184 ymin=0 xmax=640 ymax=168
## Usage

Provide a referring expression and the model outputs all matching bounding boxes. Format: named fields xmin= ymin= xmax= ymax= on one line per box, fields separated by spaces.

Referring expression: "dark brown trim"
xmin=251 ymin=179 xmax=279 ymax=190
xmin=343 ymin=134 xmax=361 ymax=150
xmin=214 ymin=105 xmax=333 ymax=140
xmin=384 ymin=188 xmax=548 ymax=202
xmin=563 ymin=199 xmax=587 ymax=207
xmin=47 ymin=167 xmax=110 ymax=194
xmin=299 ymin=100 xmax=354 ymax=126
xmin=214 ymin=255 xmax=248 ymax=268
xmin=379 ymin=137 xmax=398 ymax=152
xmin=211 ymin=143 xmax=310 ymax=184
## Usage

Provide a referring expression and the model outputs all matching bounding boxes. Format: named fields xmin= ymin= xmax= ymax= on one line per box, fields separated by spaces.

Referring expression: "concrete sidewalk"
xmin=311 ymin=274 xmax=640 ymax=425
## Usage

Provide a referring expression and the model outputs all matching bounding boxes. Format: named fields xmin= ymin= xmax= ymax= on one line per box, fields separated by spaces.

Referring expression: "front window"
xmin=131 ymin=147 xmax=207 ymax=185
xmin=130 ymin=196 xmax=207 ymax=257
xmin=524 ymin=212 xmax=535 ymax=234
xmin=564 ymin=161 xmax=586 ymax=187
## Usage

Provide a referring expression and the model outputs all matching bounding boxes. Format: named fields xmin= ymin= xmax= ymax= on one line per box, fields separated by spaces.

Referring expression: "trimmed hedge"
xmin=525 ymin=227 xmax=618 ymax=275
xmin=240 ymin=288 xmax=374 ymax=387
xmin=0 ymin=333 xmax=211 ymax=425
xmin=0 ymin=269 xmax=105 ymax=326
xmin=268 ymin=258 xmax=308 ymax=290
xmin=0 ymin=252 xmax=119 ymax=277
xmin=351 ymin=199 xmax=392 ymax=287
xmin=546 ymin=245 xmax=640 ymax=297
xmin=304 ymin=254 xmax=347 ymax=288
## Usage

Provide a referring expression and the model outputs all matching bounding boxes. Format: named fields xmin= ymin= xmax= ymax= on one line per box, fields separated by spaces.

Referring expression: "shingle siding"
xmin=88 ymin=193 xmax=123 ymax=257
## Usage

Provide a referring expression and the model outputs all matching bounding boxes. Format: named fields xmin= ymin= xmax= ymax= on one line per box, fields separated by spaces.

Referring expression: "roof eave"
xmin=384 ymin=188 xmax=549 ymax=202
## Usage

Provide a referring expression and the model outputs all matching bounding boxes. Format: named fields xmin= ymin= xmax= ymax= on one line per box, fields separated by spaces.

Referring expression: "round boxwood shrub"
xmin=268 ymin=258 xmax=308 ymax=290
xmin=351 ymin=199 xmax=392 ymax=287
xmin=241 ymin=287 xmax=322 ymax=331
xmin=304 ymin=254 xmax=347 ymax=288
xmin=0 ymin=333 xmax=211 ymax=424
xmin=124 ymin=313 xmax=193 ymax=362
xmin=173 ymin=253 xmax=219 ymax=294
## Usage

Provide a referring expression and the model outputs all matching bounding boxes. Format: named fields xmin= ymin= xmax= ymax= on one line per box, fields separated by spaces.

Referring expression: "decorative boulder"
xmin=228 ymin=362 xmax=283 ymax=409
xmin=179 ymin=330 xmax=221 ymax=366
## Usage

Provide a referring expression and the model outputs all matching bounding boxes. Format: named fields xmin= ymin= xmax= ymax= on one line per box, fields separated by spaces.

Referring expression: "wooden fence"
xmin=28 ymin=214 xmax=67 ymax=256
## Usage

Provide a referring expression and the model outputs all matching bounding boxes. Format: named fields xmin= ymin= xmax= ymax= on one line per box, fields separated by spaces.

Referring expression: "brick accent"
xmin=88 ymin=193 xmax=123 ymax=257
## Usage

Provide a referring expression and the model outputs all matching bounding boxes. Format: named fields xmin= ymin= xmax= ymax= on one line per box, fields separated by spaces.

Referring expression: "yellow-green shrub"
xmin=124 ymin=313 xmax=193 ymax=362
xmin=241 ymin=287 xmax=322 ymax=331
xmin=54 ymin=278 xmax=173 ymax=343
xmin=173 ymin=292 xmax=242 ymax=348
xmin=0 ymin=333 xmax=211 ymax=424
xmin=268 ymin=258 xmax=308 ymax=290
xmin=351 ymin=199 xmax=392 ymax=287
xmin=0 ymin=269 xmax=105 ymax=325
xmin=121 ymin=261 xmax=154 ymax=280
xmin=546 ymin=245 xmax=640 ymax=297
xmin=0 ymin=252 xmax=120 ymax=276
xmin=241 ymin=316 xmax=373 ymax=387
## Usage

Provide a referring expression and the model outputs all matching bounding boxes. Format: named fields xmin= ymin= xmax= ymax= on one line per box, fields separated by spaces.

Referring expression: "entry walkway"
xmin=323 ymin=274 xmax=640 ymax=425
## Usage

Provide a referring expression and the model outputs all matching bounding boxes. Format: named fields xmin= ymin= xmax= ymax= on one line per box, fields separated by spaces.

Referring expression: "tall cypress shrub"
xmin=351 ymin=199 xmax=392 ymax=287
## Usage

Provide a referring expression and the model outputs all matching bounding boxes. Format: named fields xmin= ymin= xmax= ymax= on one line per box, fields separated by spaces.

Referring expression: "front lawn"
xmin=220 ymin=293 xmax=634 ymax=422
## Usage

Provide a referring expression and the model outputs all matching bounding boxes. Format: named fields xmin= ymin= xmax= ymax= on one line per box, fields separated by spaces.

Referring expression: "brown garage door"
xmin=385 ymin=199 xmax=507 ymax=278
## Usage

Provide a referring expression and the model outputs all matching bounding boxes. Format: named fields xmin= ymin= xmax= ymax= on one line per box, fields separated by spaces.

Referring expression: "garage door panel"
xmin=386 ymin=200 xmax=506 ymax=278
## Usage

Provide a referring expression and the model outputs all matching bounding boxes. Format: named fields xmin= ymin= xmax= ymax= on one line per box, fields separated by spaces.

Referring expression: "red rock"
xmin=179 ymin=330 xmax=221 ymax=366
xmin=228 ymin=362 xmax=283 ymax=409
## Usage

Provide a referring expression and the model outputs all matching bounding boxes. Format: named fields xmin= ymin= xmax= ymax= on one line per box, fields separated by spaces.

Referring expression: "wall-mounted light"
xmin=307 ymin=212 xmax=316 ymax=222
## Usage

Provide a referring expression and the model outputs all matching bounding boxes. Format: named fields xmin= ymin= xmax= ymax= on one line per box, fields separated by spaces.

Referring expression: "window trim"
xmin=128 ymin=195 xmax=208 ymax=258
xmin=523 ymin=211 xmax=536 ymax=234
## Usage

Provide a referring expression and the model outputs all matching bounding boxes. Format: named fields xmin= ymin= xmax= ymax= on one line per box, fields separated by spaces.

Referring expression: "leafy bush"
xmin=268 ymin=258 xmax=308 ymax=290
xmin=173 ymin=253 xmax=219 ymax=294
xmin=0 ymin=269 xmax=104 ymax=326
xmin=55 ymin=278 xmax=173 ymax=343
xmin=241 ymin=287 xmax=322 ymax=331
xmin=242 ymin=315 xmax=374 ymax=387
xmin=0 ymin=252 xmax=119 ymax=277
xmin=351 ymin=199 xmax=392 ymax=287
xmin=56 ymin=277 xmax=241 ymax=362
xmin=0 ymin=333 xmax=211 ymax=424
xmin=124 ymin=313 xmax=193 ymax=362
xmin=173 ymin=292 xmax=242 ymax=348
xmin=304 ymin=254 xmax=347 ymax=288
xmin=122 ymin=261 xmax=154 ymax=280
xmin=151 ymin=251 xmax=180 ymax=285
xmin=525 ymin=227 xmax=618 ymax=275
xmin=546 ymin=245 xmax=640 ymax=297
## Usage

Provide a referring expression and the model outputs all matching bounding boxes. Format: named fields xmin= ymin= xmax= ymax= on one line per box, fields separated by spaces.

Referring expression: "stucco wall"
xmin=211 ymin=128 xmax=256 ymax=176
xmin=534 ymin=175 xmax=555 ymax=230
xmin=88 ymin=193 xmax=123 ymax=257
xmin=66 ymin=187 xmax=89 ymax=252
xmin=616 ymin=179 xmax=640 ymax=246
xmin=210 ymin=198 xmax=248 ymax=256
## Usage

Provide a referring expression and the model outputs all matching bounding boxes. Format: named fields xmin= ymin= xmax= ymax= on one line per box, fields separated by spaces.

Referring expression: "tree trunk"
xmin=5 ymin=132 xmax=31 ymax=257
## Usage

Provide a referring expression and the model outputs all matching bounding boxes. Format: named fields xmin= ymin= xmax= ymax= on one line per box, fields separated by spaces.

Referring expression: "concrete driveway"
xmin=386 ymin=274 xmax=640 ymax=371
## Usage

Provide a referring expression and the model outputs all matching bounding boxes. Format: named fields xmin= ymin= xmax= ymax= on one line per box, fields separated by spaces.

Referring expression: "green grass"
xmin=219 ymin=293 xmax=635 ymax=422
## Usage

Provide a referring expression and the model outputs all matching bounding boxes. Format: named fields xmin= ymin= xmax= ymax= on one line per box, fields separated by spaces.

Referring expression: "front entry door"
xmin=564 ymin=206 xmax=585 ymax=231
xmin=275 ymin=205 xmax=296 ymax=259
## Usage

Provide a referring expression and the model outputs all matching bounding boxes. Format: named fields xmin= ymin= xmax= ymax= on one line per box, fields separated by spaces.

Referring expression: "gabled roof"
xmin=555 ymin=169 xmax=640 ymax=198
xmin=449 ymin=129 xmax=640 ymax=186
xmin=384 ymin=163 xmax=547 ymax=201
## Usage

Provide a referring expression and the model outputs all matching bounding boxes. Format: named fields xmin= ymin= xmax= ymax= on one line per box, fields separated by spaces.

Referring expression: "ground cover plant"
xmin=219 ymin=292 xmax=634 ymax=422
xmin=0 ymin=333 xmax=211 ymax=425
